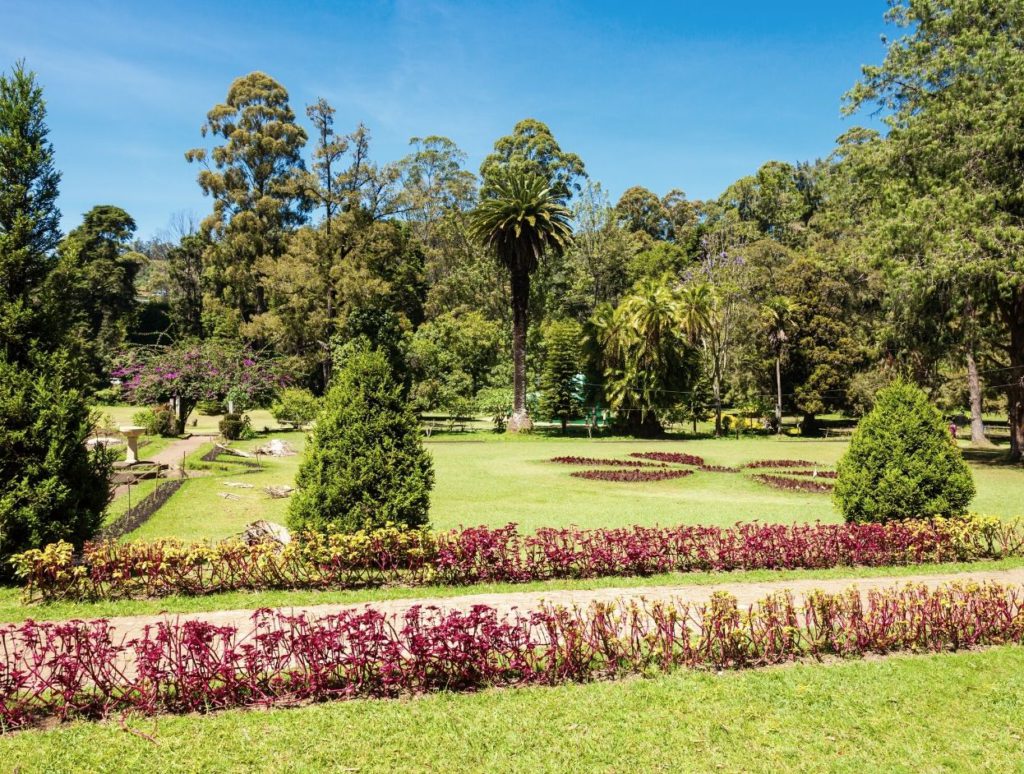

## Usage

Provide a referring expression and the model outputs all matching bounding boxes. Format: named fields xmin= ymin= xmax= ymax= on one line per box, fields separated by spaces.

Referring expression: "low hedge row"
xmin=13 ymin=517 xmax=1024 ymax=602
xmin=1 ymin=582 xmax=1022 ymax=730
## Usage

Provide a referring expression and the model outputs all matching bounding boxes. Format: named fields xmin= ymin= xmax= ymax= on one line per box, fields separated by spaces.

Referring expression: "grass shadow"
xmin=961 ymin=446 xmax=1022 ymax=468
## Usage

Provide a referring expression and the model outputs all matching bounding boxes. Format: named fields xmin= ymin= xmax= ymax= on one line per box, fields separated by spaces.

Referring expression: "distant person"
xmin=949 ymin=421 xmax=958 ymax=439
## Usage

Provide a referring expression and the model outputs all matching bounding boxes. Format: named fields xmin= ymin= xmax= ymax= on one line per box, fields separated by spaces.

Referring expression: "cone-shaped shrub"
xmin=834 ymin=381 xmax=974 ymax=522
xmin=0 ymin=352 xmax=113 ymax=573
xmin=288 ymin=347 xmax=433 ymax=533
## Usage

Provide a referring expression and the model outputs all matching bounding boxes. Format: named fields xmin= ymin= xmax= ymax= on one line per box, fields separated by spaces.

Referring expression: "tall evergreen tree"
xmin=186 ymin=72 xmax=308 ymax=329
xmin=0 ymin=63 xmax=111 ymax=566
xmin=0 ymin=60 xmax=61 ymax=363
xmin=539 ymin=319 xmax=583 ymax=432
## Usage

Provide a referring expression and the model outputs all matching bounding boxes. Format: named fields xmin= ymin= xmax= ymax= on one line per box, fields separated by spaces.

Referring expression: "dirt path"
xmin=112 ymin=434 xmax=214 ymax=497
xmin=93 ymin=566 xmax=1024 ymax=641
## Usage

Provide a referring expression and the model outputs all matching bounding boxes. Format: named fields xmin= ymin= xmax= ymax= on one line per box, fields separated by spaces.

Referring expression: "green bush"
xmin=834 ymin=381 xmax=975 ymax=522
xmin=270 ymin=388 xmax=320 ymax=430
xmin=196 ymin=399 xmax=225 ymax=416
xmin=92 ymin=386 xmax=123 ymax=405
xmin=132 ymin=405 xmax=177 ymax=437
xmin=219 ymin=413 xmax=251 ymax=441
xmin=0 ymin=352 xmax=113 ymax=575
xmin=288 ymin=347 xmax=433 ymax=533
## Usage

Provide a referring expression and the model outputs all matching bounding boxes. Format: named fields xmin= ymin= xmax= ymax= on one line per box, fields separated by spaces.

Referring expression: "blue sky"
xmin=1 ymin=1 xmax=891 ymax=239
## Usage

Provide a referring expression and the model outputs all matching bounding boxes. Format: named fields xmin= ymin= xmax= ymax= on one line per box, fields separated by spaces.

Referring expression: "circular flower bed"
xmin=570 ymin=469 xmax=694 ymax=482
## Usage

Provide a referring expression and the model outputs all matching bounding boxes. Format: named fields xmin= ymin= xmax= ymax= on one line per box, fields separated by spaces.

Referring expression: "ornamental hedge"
xmin=1 ymin=582 xmax=1022 ymax=730
xmin=14 ymin=516 xmax=1023 ymax=603
xmin=835 ymin=381 xmax=975 ymax=522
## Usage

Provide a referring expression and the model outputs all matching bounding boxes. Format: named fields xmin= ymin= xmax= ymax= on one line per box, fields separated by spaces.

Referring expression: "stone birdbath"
xmin=119 ymin=426 xmax=147 ymax=465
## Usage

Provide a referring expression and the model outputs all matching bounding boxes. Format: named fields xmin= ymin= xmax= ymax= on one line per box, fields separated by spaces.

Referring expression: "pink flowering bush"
xmin=1 ymin=582 xmax=1022 ymax=730
xmin=14 ymin=517 xmax=1024 ymax=602
xmin=112 ymin=342 xmax=285 ymax=432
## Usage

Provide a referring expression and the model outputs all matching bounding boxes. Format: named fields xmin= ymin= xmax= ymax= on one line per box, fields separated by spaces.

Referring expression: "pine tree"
xmin=835 ymin=381 xmax=975 ymax=522
xmin=288 ymin=347 xmax=433 ymax=533
xmin=0 ymin=352 xmax=113 ymax=571
xmin=0 ymin=62 xmax=111 ymax=566
xmin=0 ymin=61 xmax=61 ymax=363
xmin=539 ymin=319 xmax=583 ymax=432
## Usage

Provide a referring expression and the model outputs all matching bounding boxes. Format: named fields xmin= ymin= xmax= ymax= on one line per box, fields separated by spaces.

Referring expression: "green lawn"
xmin=4 ymin=645 xmax=1023 ymax=772
xmin=118 ymin=432 xmax=1024 ymax=542
xmin=128 ymin=433 xmax=306 ymax=542
xmin=426 ymin=435 xmax=1024 ymax=532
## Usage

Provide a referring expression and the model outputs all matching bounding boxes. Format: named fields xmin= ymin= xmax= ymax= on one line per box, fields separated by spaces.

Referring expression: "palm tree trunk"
xmin=775 ymin=354 xmax=783 ymax=434
xmin=509 ymin=269 xmax=533 ymax=432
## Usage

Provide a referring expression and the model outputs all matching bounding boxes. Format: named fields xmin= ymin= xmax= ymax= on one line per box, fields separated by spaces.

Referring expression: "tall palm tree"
xmin=677 ymin=282 xmax=713 ymax=345
xmin=760 ymin=296 xmax=795 ymax=434
xmin=469 ymin=170 xmax=573 ymax=431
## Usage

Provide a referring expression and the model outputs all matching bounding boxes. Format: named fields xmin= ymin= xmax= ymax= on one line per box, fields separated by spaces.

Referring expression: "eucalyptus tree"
xmin=186 ymin=72 xmax=308 ymax=329
xmin=479 ymin=118 xmax=586 ymax=202
xmin=760 ymin=296 xmax=794 ymax=432
xmin=469 ymin=170 xmax=573 ymax=431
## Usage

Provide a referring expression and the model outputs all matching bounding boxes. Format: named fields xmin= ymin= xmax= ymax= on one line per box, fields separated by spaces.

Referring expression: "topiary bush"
xmin=288 ymin=347 xmax=434 ymax=533
xmin=0 ymin=352 xmax=113 ymax=576
xmin=834 ymin=381 xmax=975 ymax=522
xmin=271 ymin=387 xmax=320 ymax=430
xmin=218 ymin=413 xmax=251 ymax=441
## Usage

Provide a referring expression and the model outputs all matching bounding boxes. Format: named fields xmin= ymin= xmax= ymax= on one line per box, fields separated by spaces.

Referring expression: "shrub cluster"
xmin=697 ymin=464 xmax=741 ymax=473
xmin=1 ymin=582 xmax=1022 ymax=730
xmin=15 ymin=517 xmax=1023 ymax=602
xmin=570 ymin=469 xmax=693 ymax=483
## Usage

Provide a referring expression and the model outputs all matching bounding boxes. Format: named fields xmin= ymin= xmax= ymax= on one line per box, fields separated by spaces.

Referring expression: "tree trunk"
xmin=774 ymin=355 xmax=783 ymax=434
xmin=712 ymin=369 xmax=723 ymax=437
xmin=801 ymin=412 xmax=819 ymax=437
xmin=965 ymin=349 xmax=994 ymax=447
xmin=1000 ymin=295 xmax=1024 ymax=462
xmin=508 ymin=269 xmax=533 ymax=433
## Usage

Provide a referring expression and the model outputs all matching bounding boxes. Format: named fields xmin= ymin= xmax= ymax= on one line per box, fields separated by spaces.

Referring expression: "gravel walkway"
xmin=91 ymin=566 xmax=1024 ymax=641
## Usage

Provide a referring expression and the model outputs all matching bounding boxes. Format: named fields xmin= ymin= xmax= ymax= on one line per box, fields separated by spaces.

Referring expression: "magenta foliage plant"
xmin=1 ymin=582 xmax=1023 ymax=730
xmin=15 ymin=518 xmax=1024 ymax=602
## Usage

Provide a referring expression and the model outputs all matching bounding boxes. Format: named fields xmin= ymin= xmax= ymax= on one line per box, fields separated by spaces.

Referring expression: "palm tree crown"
xmin=469 ymin=170 xmax=573 ymax=273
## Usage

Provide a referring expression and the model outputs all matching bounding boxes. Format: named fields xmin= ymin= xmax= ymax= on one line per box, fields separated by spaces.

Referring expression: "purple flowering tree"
xmin=112 ymin=342 xmax=284 ymax=432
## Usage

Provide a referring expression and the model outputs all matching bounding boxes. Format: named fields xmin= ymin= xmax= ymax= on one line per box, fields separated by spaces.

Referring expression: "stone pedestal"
xmin=119 ymin=425 xmax=147 ymax=465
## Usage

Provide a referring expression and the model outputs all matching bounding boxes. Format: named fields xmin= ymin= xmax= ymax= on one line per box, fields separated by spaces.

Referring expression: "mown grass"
xmin=5 ymin=557 xmax=1024 ymax=623
xmin=3 ymin=645 xmax=1023 ymax=772
xmin=114 ymin=432 xmax=1024 ymax=542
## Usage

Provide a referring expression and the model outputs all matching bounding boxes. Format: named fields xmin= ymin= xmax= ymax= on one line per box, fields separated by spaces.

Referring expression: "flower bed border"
xmin=1 ymin=582 xmax=1022 ymax=731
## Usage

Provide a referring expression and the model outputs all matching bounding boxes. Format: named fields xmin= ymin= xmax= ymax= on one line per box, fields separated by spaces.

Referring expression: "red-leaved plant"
xmin=14 ymin=518 xmax=1024 ymax=602
xmin=1 ymin=582 xmax=1022 ymax=731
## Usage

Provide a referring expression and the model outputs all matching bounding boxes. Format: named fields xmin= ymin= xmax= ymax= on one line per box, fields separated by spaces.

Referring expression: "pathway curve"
xmin=90 ymin=566 xmax=1024 ymax=641
xmin=112 ymin=434 xmax=215 ymax=497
